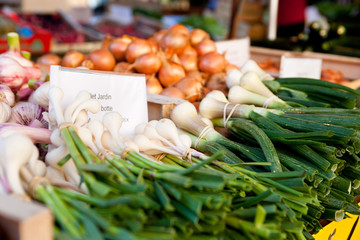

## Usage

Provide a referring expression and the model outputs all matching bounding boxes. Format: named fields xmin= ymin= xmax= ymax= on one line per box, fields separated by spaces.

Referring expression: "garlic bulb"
xmin=28 ymin=81 xmax=49 ymax=109
xmin=0 ymin=84 xmax=15 ymax=106
xmin=8 ymin=102 xmax=48 ymax=128
xmin=0 ymin=101 xmax=11 ymax=123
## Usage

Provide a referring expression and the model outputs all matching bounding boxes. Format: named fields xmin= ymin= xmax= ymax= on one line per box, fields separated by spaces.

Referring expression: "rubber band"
xmin=182 ymin=148 xmax=194 ymax=164
xmin=223 ymin=104 xmax=240 ymax=128
xmin=58 ymin=122 xmax=76 ymax=130
xmin=154 ymin=153 xmax=167 ymax=162
xmin=28 ymin=176 xmax=50 ymax=198
xmin=263 ymin=96 xmax=278 ymax=109
xmin=121 ymin=147 xmax=132 ymax=160
xmin=97 ymin=149 xmax=115 ymax=163
xmin=194 ymin=126 xmax=212 ymax=149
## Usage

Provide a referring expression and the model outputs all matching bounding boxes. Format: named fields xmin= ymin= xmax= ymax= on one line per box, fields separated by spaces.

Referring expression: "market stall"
xmin=0 ymin=1 xmax=360 ymax=240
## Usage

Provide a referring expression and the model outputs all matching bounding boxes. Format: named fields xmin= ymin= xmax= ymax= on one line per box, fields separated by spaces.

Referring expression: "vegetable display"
xmin=0 ymin=26 xmax=360 ymax=240
xmin=35 ymin=24 xmax=234 ymax=103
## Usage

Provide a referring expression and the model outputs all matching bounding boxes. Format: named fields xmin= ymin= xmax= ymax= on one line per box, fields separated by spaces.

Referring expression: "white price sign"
xmin=215 ymin=37 xmax=250 ymax=67
xmin=280 ymin=56 xmax=322 ymax=79
xmin=50 ymin=66 xmax=148 ymax=136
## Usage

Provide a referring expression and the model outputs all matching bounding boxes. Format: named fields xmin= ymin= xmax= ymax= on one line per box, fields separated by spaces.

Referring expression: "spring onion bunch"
xmin=189 ymin=76 xmax=360 ymax=236
xmin=42 ymin=86 xmax=313 ymax=239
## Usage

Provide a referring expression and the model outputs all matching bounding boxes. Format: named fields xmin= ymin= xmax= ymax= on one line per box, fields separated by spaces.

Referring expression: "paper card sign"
xmin=280 ymin=56 xmax=322 ymax=79
xmin=49 ymin=66 xmax=148 ymax=136
xmin=215 ymin=37 xmax=250 ymax=67
xmin=108 ymin=4 xmax=133 ymax=25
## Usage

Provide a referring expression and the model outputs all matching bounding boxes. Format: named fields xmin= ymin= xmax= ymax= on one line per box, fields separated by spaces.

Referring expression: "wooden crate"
xmin=250 ymin=46 xmax=360 ymax=80
xmin=147 ymin=93 xmax=185 ymax=121
xmin=0 ymin=195 xmax=53 ymax=240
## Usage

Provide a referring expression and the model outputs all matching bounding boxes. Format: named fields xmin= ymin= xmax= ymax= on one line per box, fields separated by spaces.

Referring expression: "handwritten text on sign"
xmin=49 ymin=66 xmax=148 ymax=136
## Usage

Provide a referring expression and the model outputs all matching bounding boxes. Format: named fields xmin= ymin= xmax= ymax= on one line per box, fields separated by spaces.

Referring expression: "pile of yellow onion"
xmin=36 ymin=24 xmax=239 ymax=104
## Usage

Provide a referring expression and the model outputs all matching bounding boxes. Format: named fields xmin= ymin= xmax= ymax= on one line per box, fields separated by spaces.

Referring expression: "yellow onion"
xmin=87 ymin=48 xmax=116 ymax=71
xmin=61 ymin=51 xmax=85 ymax=68
xmin=195 ymin=38 xmax=216 ymax=56
xmin=108 ymin=35 xmax=132 ymax=61
xmin=146 ymin=75 xmax=163 ymax=94
xmin=175 ymin=77 xmax=202 ymax=102
xmin=199 ymin=51 xmax=225 ymax=74
xmin=190 ymin=28 xmax=210 ymax=46
xmin=160 ymin=87 xmax=185 ymax=99
xmin=125 ymin=39 xmax=152 ymax=63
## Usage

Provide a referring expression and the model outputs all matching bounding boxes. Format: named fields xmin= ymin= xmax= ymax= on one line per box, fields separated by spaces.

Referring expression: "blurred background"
xmin=0 ymin=0 xmax=358 ymax=57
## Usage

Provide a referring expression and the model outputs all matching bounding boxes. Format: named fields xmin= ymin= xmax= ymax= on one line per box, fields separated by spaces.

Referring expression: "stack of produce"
xmin=0 ymin=30 xmax=360 ymax=240
xmin=37 ymin=24 xmax=237 ymax=103
xmin=177 ymin=63 xmax=360 ymax=236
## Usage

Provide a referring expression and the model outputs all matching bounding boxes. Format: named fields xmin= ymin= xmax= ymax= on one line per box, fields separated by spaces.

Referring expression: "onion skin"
xmin=199 ymin=51 xmax=225 ymax=74
xmin=36 ymin=53 xmax=61 ymax=66
xmin=225 ymin=63 xmax=239 ymax=74
xmin=61 ymin=51 xmax=85 ymax=68
xmin=81 ymin=59 xmax=94 ymax=70
xmin=88 ymin=48 xmax=116 ymax=71
xmin=158 ymin=61 xmax=186 ymax=87
xmin=181 ymin=45 xmax=197 ymax=57
xmin=148 ymin=39 xmax=158 ymax=53
xmin=206 ymin=72 xmax=228 ymax=95
xmin=190 ymin=29 xmax=210 ymax=47
xmin=186 ymin=70 xmax=203 ymax=83
xmin=109 ymin=35 xmax=132 ymax=61
xmin=160 ymin=30 xmax=189 ymax=55
xmin=146 ymin=75 xmax=163 ymax=94
xmin=195 ymin=38 xmax=217 ymax=56
xmin=160 ymin=87 xmax=185 ymax=99
xmin=175 ymin=77 xmax=202 ymax=102
xmin=132 ymin=52 xmax=162 ymax=74
xmin=169 ymin=24 xmax=189 ymax=37
xmin=125 ymin=39 xmax=152 ymax=64
xmin=150 ymin=29 xmax=167 ymax=44
xmin=179 ymin=54 xmax=197 ymax=72
xmin=113 ymin=62 xmax=134 ymax=73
